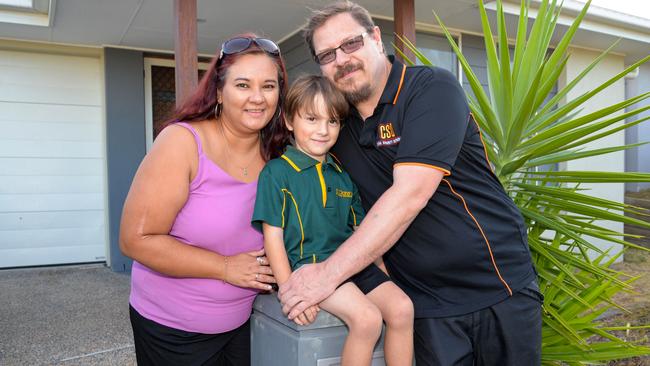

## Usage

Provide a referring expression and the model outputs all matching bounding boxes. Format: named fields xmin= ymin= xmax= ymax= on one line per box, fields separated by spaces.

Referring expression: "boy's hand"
xmin=292 ymin=305 xmax=320 ymax=326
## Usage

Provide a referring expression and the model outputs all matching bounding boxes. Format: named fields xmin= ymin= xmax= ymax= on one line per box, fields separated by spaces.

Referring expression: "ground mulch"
xmin=601 ymin=248 xmax=650 ymax=365
xmin=604 ymin=244 xmax=650 ymax=365
xmin=597 ymin=190 xmax=650 ymax=365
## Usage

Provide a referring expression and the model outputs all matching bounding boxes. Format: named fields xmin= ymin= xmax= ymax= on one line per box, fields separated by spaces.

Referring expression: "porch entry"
xmin=144 ymin=58 xmax=209 ymax=151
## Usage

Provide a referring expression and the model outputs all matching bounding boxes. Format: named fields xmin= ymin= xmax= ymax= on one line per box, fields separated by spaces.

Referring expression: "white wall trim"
xmin=0 ymin=37 xmax=101 ymax=56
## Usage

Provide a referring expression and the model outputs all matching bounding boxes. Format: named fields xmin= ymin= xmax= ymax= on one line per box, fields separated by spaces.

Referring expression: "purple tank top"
xmin=129 ymin=122 xmax=263 ymax=334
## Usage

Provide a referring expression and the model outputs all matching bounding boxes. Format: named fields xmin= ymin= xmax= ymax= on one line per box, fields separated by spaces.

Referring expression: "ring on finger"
xmin=255 ymin=273 xmax=259 ymax=281
xmin=256 ymin=256 xmax=264 ymax=265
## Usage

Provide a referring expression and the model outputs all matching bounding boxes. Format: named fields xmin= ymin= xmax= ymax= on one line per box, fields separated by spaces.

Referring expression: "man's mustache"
xmin=334 ymin=63 xmax=363 ymax=81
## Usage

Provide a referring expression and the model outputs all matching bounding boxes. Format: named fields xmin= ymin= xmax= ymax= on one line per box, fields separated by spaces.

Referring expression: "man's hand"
xmin=278 ymin=262 xmax=337 ymax=320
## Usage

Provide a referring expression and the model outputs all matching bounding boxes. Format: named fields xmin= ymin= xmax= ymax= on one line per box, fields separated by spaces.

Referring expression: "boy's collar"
xmin=281 ymin=145 xmax=342 ymax=173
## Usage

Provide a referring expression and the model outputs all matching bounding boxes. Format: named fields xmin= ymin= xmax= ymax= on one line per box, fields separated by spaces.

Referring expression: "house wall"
xmin=104 ymin=47 xmax=145 ymax=272
xmin=625 ymin=62 xmax=650 ymax=192
xmin=279 ymin=31 xmax=320 ymax=83
xmin=561 ymin=47 xmax=626 ymax=257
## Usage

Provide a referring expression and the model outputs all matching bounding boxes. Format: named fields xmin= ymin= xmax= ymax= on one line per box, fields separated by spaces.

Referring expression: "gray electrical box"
xmin=251 ymin=293 xmax=386 ymax=366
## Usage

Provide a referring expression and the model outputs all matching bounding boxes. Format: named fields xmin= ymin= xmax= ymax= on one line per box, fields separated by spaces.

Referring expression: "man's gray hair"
xmin=303 ymin=1 xmax=375 ymax=57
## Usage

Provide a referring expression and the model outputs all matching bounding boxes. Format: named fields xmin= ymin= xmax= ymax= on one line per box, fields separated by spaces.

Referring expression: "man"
xmin=278 ymin=2 xmax=542 ymax=365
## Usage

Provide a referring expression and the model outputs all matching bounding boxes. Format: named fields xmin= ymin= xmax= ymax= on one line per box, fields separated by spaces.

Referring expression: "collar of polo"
xmin=281 ymin=145 xmax=342 ymax=172
xmin=378 ymin=55 xmax=407 ymax=106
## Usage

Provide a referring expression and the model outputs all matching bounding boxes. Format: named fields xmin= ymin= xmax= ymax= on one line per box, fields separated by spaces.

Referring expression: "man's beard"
xmin=342 ymin=84 xmax=372 ymax=105
xmin=334 ymin=62 xmax=373 ymax=105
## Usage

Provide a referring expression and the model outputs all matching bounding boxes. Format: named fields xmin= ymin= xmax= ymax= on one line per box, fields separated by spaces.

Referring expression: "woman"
xmin=119 ymin=34 xmax=291 ymax=365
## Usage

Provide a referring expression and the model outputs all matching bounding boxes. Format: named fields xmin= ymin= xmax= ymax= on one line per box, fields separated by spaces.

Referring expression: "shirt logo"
xmin=336 ymin=189 xmax=353 ymax=198
xmin=377 ymin=122 xmax=401 ymax=147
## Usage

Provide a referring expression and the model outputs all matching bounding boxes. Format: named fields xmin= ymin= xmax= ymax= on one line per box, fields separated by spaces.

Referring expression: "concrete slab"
xmin=0 ymin=264 xmax=135 ymax=365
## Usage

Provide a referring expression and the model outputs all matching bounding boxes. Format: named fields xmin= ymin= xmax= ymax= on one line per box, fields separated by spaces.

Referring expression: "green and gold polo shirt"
xmin=252 ymin=145 xmax=365 ymax=270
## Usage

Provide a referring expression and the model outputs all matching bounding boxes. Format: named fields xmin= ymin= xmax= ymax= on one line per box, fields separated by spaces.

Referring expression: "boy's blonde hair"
xmin=285 ymin=75 xmax=349 ymax=122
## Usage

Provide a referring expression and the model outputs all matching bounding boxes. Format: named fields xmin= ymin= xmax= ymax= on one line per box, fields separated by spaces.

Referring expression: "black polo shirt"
xmin=331 ymin=56 xmax=536 ymax=318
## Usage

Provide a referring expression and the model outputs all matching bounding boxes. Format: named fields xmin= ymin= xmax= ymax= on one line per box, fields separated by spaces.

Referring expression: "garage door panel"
xmin=0 ymin=245 xmax=106 ymax=268
xmin=0 ymin=175 xmax=104 ymax=194
xmin=0 ymin=211 xmax=104 ymax=231
xmin=0 ymin=157 xmax=103 ymax=176
xmin=0 ymin=63 xmax=100 ymax=89
xmin=0 ymin=51 xmax=100 ymax=76
xmin=0 ymin=226 xmax=105 ymax=250
xmin=0 ymin=51 xmax=101 ymax=106
xmin=0 ymin=139 xmax=103 ymax=158
xmin=0 ymin=120 xmax=101 ymax=141
xmin=0 ymin=48 xmax=106 ymax=268
xmin=0 ymin=84 xmax=101 ymax=105
xmin=0 ymin=193 xmax=104 ymax=212
xmin=0 ymin=102 xmax=102 ymax=124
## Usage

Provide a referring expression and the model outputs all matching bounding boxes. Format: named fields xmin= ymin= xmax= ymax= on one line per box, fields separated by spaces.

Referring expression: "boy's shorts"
xmin=347 ymin=263 xmax=391 ymax=294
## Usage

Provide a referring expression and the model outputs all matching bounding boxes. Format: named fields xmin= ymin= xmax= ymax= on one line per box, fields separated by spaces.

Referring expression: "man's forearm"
xmin=323 ymin=184 xmax=427 ymax=284
xmin=278 ymin=167 xmax=442 ymax=318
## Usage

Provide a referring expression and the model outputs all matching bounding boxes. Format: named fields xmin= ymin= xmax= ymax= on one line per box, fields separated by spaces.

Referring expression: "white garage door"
xmin=0 ymin=49 xmax=106 ymax=268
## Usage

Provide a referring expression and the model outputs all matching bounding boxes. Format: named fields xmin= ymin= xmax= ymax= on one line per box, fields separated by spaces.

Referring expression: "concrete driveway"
xmin=0 ymin=264 xmax=135 ymax=365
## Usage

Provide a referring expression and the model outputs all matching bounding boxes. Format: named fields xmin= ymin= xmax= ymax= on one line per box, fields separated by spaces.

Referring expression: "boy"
xmin=252 ymin=75 xmax=413 ymax=366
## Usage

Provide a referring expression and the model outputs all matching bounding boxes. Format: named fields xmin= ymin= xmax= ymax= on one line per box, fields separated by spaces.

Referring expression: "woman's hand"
xmin=224 ymin=249 xmax=275 ymax=291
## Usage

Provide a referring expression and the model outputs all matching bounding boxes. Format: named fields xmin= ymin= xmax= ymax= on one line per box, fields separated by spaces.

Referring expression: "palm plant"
xmin=396 ymin=0 xmax=650 ymax=364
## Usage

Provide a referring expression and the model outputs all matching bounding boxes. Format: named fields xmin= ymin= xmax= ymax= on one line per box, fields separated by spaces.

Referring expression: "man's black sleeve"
xmin=395 ymin=67 xmax=470 ymax=175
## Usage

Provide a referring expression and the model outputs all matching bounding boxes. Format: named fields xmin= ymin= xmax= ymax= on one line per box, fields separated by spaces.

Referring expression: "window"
xmin=0 ymin=0 xmax=51 ymax=26
xmin=375 ymin=19 xmax=458 ymax=77
xmin=0 ymin=0 xmax=33 ymax=8
xmin=414 ymin=32 xmax=457 ymax=76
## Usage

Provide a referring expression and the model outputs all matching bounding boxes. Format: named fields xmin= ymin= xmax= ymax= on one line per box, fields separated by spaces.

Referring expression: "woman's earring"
xmin=274 ymin=106 xmax=282 ymax=121
xmin=215 ymin=102 xmax=223 ymax=118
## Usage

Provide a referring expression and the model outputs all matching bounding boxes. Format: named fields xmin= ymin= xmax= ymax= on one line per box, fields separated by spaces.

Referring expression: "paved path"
xmin=0 ymin=264 xmax=135 ymax=365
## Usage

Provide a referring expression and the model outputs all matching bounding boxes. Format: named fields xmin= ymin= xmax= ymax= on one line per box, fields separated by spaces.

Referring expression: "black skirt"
xmin=129 ymin=305 xmax=250 ymax=366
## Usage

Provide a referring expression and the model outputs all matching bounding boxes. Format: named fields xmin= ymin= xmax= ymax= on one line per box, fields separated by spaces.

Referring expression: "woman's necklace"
xmin=217 ymin=121 xmax=259 ymax=177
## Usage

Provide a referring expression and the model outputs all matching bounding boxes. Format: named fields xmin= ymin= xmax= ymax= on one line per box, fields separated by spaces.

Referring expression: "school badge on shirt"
xmin=376 ymin=122 xmax=401 ymax=147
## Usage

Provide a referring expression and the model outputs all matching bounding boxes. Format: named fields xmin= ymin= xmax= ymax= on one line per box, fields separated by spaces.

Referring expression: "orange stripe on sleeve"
xmin=442 ymin=179 xmax=513 ymax=296
xmin=394 ymin=162 xmax=451 ymax=176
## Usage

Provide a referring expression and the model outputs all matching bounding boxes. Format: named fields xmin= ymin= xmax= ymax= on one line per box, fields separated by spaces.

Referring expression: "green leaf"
xmin=518 ymin=96 xmax=650 ymax=156
xmin=524 ymin=171 xmax=650 ymax=183
xmin=432 ymin=9 xmax=505 ymax=146
xmin=522 ymin=142 xmax=649 ymax=168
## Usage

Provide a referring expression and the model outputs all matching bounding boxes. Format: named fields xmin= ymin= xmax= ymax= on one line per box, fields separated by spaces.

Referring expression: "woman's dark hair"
xmin=164 ymin=32 xmax=290 ymax=160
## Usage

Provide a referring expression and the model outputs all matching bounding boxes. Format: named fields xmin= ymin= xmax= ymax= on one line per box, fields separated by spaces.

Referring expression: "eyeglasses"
xmin=219 ymin=37 xmax=280 ymax=60
xmin=313 ymin=32 xmax=368 ymax=65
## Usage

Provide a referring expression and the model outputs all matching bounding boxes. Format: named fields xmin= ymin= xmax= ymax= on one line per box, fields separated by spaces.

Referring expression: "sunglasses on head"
xmin=219 ymin=37 xmax=280 ymax=59
xmin=313 ymin=32 xmax=368 ymax=65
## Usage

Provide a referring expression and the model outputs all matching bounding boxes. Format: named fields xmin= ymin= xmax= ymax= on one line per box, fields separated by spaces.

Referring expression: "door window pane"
xmin=415 ymin=32 xmax=457 ymax=76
